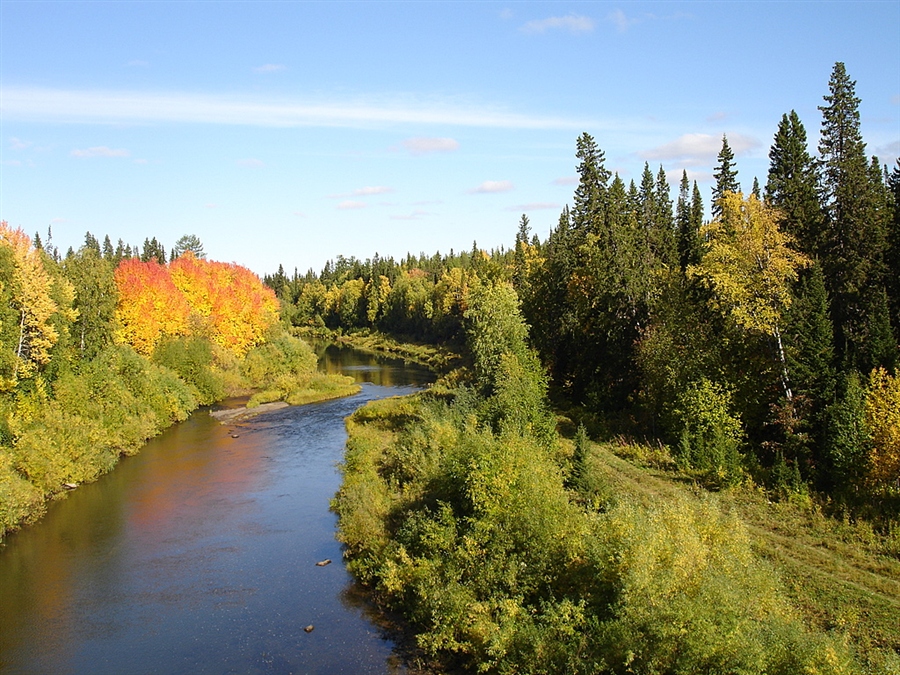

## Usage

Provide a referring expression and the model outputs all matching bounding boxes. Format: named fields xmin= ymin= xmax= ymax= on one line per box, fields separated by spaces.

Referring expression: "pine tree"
xmin=887 ymin=161 xmax=900 ymax=337
xmin=572 ymin=133 xmax=611 ymax=232
xmin=102 ymin=235 xmax=114 ymax=260
xmin=711 ymin=135 xmax=740 ymax=217
xmin=818 ymin=62 xmax=890 ymax=370
xmin=765 ymin=110 xmax=822 ymax=256
xmin=676 ymin=173 xmax=704 ymax=274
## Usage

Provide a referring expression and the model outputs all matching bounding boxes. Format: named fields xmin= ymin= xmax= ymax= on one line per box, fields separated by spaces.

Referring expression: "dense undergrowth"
xmin=0 ymin=330 xmax=353 ymax=540
xmin=333 ymin=281 xmax=898 ymax=674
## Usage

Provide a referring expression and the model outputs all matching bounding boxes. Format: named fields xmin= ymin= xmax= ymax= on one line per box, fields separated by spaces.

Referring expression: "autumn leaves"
xmin=114 ymin=251 xmax=280 ymax=357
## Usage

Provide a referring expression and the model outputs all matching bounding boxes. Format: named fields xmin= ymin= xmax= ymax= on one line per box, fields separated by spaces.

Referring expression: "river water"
xmin=0 ymin=345 xmax=432 ymax=675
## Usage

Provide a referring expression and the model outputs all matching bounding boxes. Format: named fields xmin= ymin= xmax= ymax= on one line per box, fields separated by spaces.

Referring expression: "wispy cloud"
xmin=71 ymin=146 xmax=129 ymax=158
xmin=521 ymin=14 xmax=594 ymax=34
xmin=390 ymin=209 xmax=432 ymax=221
xmin=875 ymin=139 xmax=899 ymax=164
xmin=330 ymin=186 xmax=395 ymax=199
xmin=9 ymin=137 xmax=31 ymax=151
xmin=353 ymin=186 xmax=393 ymax=196
xmin=1 ymin=87 xmax=594 ymax=130
xmin=607 ymin=9 xmax=641 ymax=32
xmin=552 ymin=175 xmax=578 ymax=186
xmin=337 ymin=200 xmax=367 ymax=210
xmin=237 ymin=158 xmax=264 ymax=168
xmin=607 ymin=9 xmax=685 ymax=32
xmin=640 ymin=133 xmax=761 ymax=166
xmin=505 ymin=202 xmax=559 ymax=212
xmin=469 ymin=180 xmax=514 ymax=194
xmin=253 ymin=64 xmax=286 ymax=74
xmin=401 ymin=136 xmax=460 ymax=155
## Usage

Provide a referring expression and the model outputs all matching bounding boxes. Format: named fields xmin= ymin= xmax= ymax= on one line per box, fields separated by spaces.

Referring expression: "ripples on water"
xmin=0 ymin=346 xmax=432 ymax=674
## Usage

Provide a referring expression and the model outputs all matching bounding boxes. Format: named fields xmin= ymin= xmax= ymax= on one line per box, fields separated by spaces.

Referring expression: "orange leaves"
xmin=114 ymin=253 xmax=279 ymax=356
xmin=114 ymin=258 xmax=191 ymax=355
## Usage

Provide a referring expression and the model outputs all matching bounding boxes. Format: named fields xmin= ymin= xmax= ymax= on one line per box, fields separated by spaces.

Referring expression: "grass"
xmin=581 ymin=436 xmax=900 ymax=671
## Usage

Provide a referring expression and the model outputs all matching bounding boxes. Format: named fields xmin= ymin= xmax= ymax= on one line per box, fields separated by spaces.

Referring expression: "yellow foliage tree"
xmin=865 ymin=367 xmax=900 ymax=488
xmin=0 ymin=222 xmax=77 ymax=382
xmin=689 ymin=193 xmax=809 ymax=399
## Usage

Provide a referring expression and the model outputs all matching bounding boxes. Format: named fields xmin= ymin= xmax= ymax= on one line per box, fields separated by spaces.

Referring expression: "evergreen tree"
xmin=887 ymin=161 xmax=900 ymax=337
xmin=817 ymin=62 xmax=890 ymax=369
xmin=765 ymin=110 xmax=822 ymax=256
xmin=691 ymin=180 xmax=705 ymax=242
xmin=172 ymin=234 xmax=206 ymax=260
xmin=653 ymin=165 xmax=677 ymax=268
xmin=84 ymin=231 xmax=100 ymax=254
xmin=141 ymin=237 xmax=166 ymax=264
xmin=102 ymin=235 xmax=114 ymax=260
xmin=711 ymin=135 xmax=740 ymax=217
xmin=572 ymin=132 xmax=611 ymax=232
xmin=751 ymin=177 xmax=761 ymax=199
xmin=676 ymin=173 xmax=704 ymax=272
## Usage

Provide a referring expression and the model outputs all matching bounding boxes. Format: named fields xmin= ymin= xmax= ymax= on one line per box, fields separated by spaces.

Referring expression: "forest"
xmin=1 ymin=61 xmax=898 ymax=673
xmin=272 ymin=62 xmax=900 ymax=512
xmin=320 ymin=63 xmax=899 ymax=672
xmin=0 ymin=229 xmax=357 ymax=538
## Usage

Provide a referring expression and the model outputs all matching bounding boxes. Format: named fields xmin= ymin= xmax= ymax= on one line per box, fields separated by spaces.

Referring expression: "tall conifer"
xmin=818 ymin=62 xmax=890 ymax=369
xmin=712 ymin=135 xmax=740 ymax=217
xmin=765 ymin=111 xmax=822 ymax=256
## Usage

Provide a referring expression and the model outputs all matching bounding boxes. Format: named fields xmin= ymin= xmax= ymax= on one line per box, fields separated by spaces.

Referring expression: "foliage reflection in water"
xmin=0 ymin=346 xmax=432 ymax=675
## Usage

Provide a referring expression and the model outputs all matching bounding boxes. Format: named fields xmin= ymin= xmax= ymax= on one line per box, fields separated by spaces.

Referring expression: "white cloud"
xmin=9 ymin=137 xmax=31 ymax=150
xmin=337 ymin=200 xmax=367 ymax=210
xmin=353 ymin=186 xmax=394 ymax=196
xmin=1 ymin=87 xmax=594 ymax=130
xmin=521 ymin=14 xmax=594 ymax=34
xmin=607 ymin=9 xmax=637 ymax=32
xmin=469 ymin=180 xmax=514 ymax=194
xmin=875 ymin=140 xmax=900 ymax=164
xmin=254 ymin=64 xmax=286 ymax=73
xmin=70 ymin=146 xmax=129 ymax=158
xmin=237 ymin=158 xmax=264 ymax=168
xmin=505 ymin=202 xmax=560 ymax=212
xmin=552 ymin=175 xmax=578 ymax=186
xmin=1 ymin=159 xmax=23 ymax=167
xmin=390 ymin=209 xmax=432 ymax=221
xmin=639 ymin=133 xmax=761 ymax=165
xmin=401 ymin=137 xmax=460 ymax=155
xmin=205 ymin=203 xmax=218 ymax=209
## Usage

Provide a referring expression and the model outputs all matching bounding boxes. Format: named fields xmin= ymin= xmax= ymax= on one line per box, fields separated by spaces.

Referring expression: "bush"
xmin=673 ymin=379 xmax=745 ymax=487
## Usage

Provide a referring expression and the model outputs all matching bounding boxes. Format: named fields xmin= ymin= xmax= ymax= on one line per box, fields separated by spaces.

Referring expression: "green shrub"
xmin=673 ymin=379 xmax=745 ymax=487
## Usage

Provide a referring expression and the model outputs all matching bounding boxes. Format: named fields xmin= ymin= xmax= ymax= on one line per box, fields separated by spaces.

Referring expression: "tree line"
xmin=0 ymin=227 xmax=348 ymax=538
xmin=272 ymin=62 xmax=900 ymax=510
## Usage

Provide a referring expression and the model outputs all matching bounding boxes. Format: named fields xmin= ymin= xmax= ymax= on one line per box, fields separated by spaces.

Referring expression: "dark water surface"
xmin=0 ymin=346 xmax=432 ymax=675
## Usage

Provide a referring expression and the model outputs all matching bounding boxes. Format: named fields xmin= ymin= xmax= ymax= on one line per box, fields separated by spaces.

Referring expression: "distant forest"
xmin=268 ymin=62 xmax=900 ymax=509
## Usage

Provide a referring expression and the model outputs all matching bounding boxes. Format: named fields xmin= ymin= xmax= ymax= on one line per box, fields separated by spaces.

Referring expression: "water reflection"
xmin=0 ymin=345 xmax=432 ymax=675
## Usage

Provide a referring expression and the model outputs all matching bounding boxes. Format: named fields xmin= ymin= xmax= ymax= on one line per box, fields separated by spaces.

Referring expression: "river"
xmin=0 ymin=344 xmax=433 ymax=675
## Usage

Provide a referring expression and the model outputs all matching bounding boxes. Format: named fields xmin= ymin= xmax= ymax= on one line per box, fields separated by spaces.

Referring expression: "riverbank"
xmin=294 ymin=327 xmax=462 ymax=373
xmin=0 ymin=334 xmax=359 ymax=542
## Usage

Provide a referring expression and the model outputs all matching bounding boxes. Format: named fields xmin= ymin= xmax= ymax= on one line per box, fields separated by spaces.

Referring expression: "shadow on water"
xmin=0 ymin=346 xmax=433 ymax=675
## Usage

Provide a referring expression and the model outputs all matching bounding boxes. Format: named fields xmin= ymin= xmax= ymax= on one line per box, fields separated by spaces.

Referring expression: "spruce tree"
xmin=818 ymin=62 xmax=890 ymax=369
xmin=690 ymin=180 xmax=705 ymax=246
xmin=887 ymin=161 xmax=900 ymax=337
xmin=765 ymin=110 xmax=822 ymax=256
xmin=572 ymin=133 xmax=611 ymax=233
xmin=711 ymin=135 xmax=740 ymax=217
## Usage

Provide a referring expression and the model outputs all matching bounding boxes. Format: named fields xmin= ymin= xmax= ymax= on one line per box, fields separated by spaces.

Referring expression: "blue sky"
xmin=2 ymin=1 xmax=898 ymax=276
